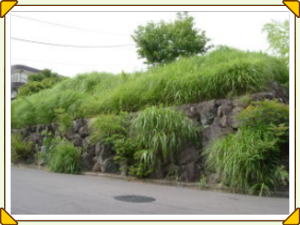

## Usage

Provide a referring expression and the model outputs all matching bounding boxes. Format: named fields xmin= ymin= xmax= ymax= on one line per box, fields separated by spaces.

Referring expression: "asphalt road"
xmin=12 ymin=166 xmax=288 ymax=215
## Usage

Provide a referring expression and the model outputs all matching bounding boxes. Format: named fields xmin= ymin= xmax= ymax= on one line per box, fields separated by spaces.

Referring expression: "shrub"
xmin=88 ymin=113 xmax=128 ymax=143
xmin=113 ymin=137 xmax=138 ymax=175
xmin=130 ymin=106 xmax=199 ymax=176
xmin=28 ymin=69 xmax=60 ymax=82
xmin=18 ymin=77 xmax=64 ymax=97
xmin=203 ymin=100 xmax=289 ymax=195
xmin=11 ymin=133 xmax=34 ymax=163
xmin=18 ymin=69 xmax=65 ymax=98
xmin=129 ymin=149 xmax=154 ymax=178
xmin=18 ymin=81 xmax=45 ymax=97
xmin=48 ymin=139 xmax=82 ymax=174
xmin=204 ymin=128 xmax=286 ymax=195
xmin=238 ymin=100 xmax=289 ymax=134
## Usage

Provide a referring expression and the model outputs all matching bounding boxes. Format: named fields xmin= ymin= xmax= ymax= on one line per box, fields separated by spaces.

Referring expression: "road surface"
xmin=12 ymin=166 xmax=288 ymax=215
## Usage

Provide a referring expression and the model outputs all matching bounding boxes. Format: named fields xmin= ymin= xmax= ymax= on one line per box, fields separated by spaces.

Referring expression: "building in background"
xmin=11 ymin=64 xmax=40 ymax=99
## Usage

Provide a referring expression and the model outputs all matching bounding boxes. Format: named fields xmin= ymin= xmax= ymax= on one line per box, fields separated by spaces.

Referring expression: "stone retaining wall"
xmin=13 ymin=88 xmax=288 ymax=182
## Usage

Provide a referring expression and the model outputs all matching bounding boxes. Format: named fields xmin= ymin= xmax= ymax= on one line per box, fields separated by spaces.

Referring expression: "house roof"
xmin=11 ymin=64 xmax=41 ymax=74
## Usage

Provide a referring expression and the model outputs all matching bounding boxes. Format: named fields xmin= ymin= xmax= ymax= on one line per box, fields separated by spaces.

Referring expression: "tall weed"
xmin=48 ymin=139 xmax=82 ymax=174
xmin=11 ymin=133 xmax=34 ymax=163
xmin=130 ymin=106 xmax=199 ymax=175
xmin=203 ymin=100 xmax=289 ymax=195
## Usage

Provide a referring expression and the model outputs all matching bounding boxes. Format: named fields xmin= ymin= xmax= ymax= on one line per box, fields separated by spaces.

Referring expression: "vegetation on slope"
xmin=12 ymin=47 xmax=288 ymax=129
xmin=129 ymin=106 xmax=199 ymax=177
xmin=11 ymin=47 xmax=289 ymax=195
xmin=47 ymin=139 xmax=82 ymax=174
xmin=11 ymin=15 xmax=290 ymax=196
xmin=88 ymin=107 xmax=199 ymax=178
xmin=17 ymin=69 xmax=66 ymax=97
xmin=203 ymin=100 xmax=289 ymax=195
xmin=11 ymin=133 xmax=34 ymax=163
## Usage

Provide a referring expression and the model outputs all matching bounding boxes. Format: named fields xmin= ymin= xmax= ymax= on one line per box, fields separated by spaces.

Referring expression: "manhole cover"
xmin=114 ymin=195 xmax=156 ymax=203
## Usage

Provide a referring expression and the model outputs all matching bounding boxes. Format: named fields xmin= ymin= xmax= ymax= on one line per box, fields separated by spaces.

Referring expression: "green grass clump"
xmin=12 ymin=47 xmax=288 ymax=128
xmin=11 ymin=133 xmax=34 ymax=163
xmin=237 ymin=100 xmax=289 ymax=131
xmin=88 ymin=113 xmax=128 ymax=143
xmin=203 ymin=100 xmax=289 ymax=195
xmin=205 ymin=129 xmax=285 ymax=195
xmin=48 ymin=139 xmax=82 ymax=174
xmin=12 ymin=89 xmax=87 ymax=128
xmin=129 ymin=106 xmax=199 ymax=177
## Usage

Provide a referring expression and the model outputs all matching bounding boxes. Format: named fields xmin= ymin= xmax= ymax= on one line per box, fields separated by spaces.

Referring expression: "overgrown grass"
xmin=203 ymin=100 xmax=289 ymax=195
xmin=205 ymin=128 xmax=285 ymax=195
xmin=12 ymin=47 xmax=288 ymax=128
xmin=237 ymin=100 xmax=289 ymax=130
xmin=129 ymin=106 xmax=199 ymax=177
xmin=88 ymin=113 xmax=128 ymax=144
xmin=48 ymin=139 xmax=82 ymax=174
xmin=11 ymin=133 xmax=34 ymax=163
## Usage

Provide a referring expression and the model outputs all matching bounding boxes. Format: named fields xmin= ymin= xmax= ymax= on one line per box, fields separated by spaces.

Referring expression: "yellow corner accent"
xmin=0 ymin=0 xmax=17 ymax=18
xmin=283 ymin=208 xmax=300 ymax=225
xmin=0 ymin=208 xmax=17 ymax=225
xmin=283 ymin=0 xmax=300 ymax=17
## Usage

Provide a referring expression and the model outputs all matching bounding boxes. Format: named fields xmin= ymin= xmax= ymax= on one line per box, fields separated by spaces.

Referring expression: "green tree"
xmin=262 ymin=20 xmax=289 ymax=64
xmin=28 ymin=69 xmax=59 ymax=82
xmin=18 ymin=69 xmax=66 ymax=97
xmin=132 ymin=13 xmax=210 ymax=65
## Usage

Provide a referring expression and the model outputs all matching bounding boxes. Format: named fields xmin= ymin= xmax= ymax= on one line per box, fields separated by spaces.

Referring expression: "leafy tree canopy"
xmin=262 ymin=20 xmax=289 ymax=64
xmin=28 ymin=69 xmax=59 ymax=82
xmin=18 ymin=69 xmax=66 ymax=97
xmin=132 ymin=12 xmax=211 ymax=65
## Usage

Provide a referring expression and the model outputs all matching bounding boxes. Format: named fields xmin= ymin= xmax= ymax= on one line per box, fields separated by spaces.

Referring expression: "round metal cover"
xmin=114 ymin=195 xmax=155 ymax=203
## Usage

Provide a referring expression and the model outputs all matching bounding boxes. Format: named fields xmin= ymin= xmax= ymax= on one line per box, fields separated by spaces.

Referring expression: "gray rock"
xmin=92 ymin=162 xmax=101 ymax=172
xmin=198 ymin=100 xmax=217 ymax=126
xmin=92 ymin=142 xmax=117 ymax=173
xmin=72 ymin=134 xmax=82 ymax=147
xmin=73 ymin=118 xmax=88 ymax=133
xmin=81 ymin=144 xmax=96 ymax=170
xmin=95 ymin=142 xmax=103 ymax=155
xmin=180 ymin=162 xmax=200 ymax=182
xmin=178 ymin=146 xmax=200 ymax=165
xmin=35 ymin=125 xmax=44 ymax=133
xmin=202 ymin=123 xmax=233 ymax=148
xmin=78 ymin=126 xmax=89 ymax=138
xmin=25 ymin=133 xmax=43 ymax=145
xmin=101 ymin=158 xmax=118 ymax=173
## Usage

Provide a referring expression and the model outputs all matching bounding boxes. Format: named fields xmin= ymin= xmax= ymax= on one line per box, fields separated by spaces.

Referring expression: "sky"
xmin=10 ymin=11 xmax=289 ymax=77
